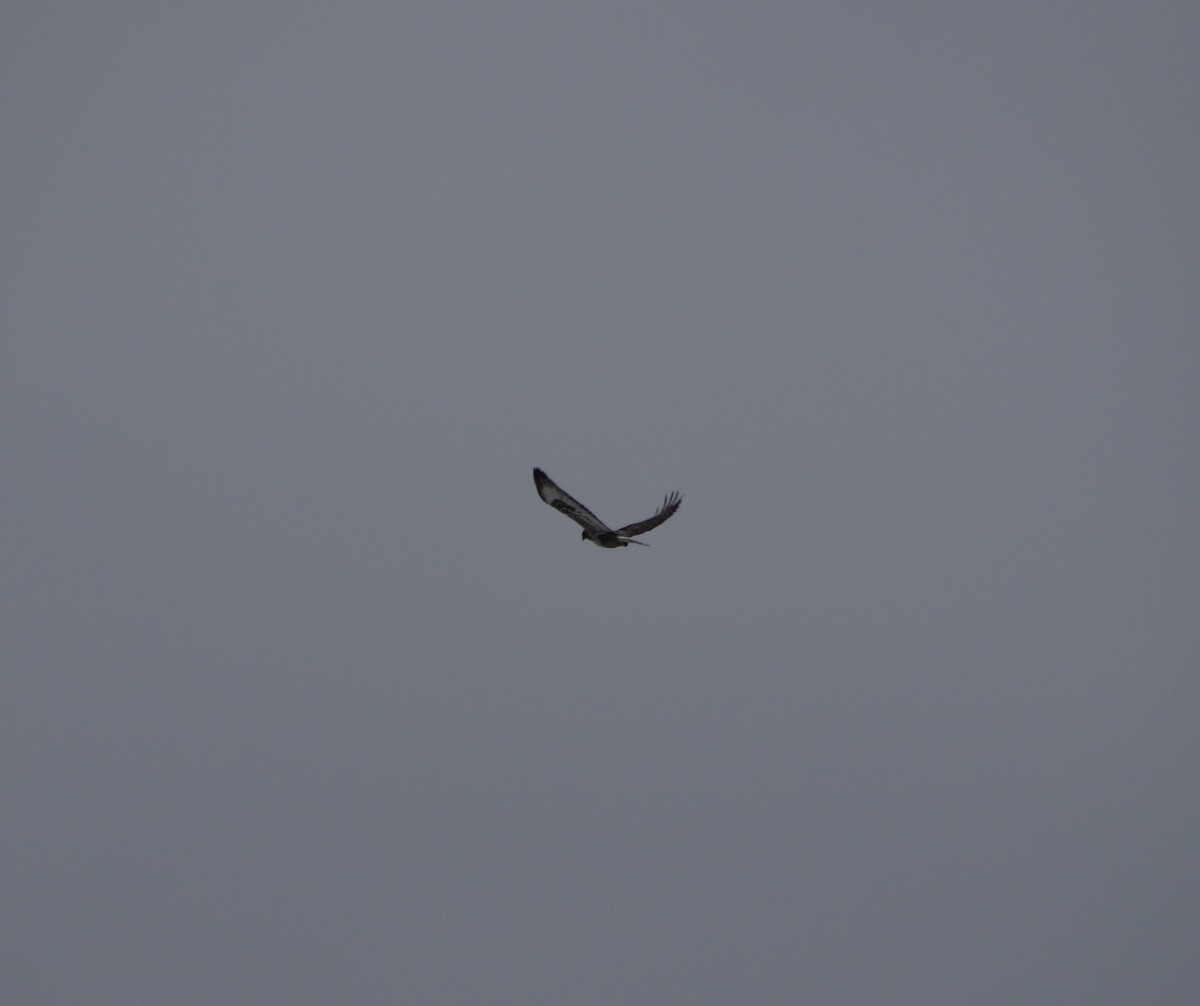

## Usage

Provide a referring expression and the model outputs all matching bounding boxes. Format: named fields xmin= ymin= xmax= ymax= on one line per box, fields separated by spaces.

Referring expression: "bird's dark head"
xmin=581 ymin=529 xmax=589 ymax=541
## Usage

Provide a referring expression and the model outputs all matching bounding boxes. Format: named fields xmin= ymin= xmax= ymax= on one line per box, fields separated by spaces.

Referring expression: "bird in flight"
xmin=533 ymin=468 xmax=682 ymax=548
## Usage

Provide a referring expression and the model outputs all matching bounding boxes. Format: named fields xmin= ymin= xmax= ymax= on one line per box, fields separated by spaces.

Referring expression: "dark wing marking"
xmin=614 ymin=491 xmax=682 ymax=538
xmin=533 ymin=468 xmax=614 ymax=535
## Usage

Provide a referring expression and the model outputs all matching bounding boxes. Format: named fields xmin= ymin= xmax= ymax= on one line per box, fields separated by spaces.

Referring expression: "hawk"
xmin=533 ymin=468 xmax=682 ymax=548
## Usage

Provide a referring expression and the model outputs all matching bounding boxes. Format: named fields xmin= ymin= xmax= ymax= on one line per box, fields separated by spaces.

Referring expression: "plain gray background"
xmin=4 ymin=3 xmax=1198 ymax=1003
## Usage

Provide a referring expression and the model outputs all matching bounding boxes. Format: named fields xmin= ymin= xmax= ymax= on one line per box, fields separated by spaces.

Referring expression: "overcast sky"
xmin=4 ymin=3 xmax=1198 ymax=1003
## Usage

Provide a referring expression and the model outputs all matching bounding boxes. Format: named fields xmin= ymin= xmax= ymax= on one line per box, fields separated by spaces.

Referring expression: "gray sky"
xmin=4 ymin=3 xmax=1198 ymax=1003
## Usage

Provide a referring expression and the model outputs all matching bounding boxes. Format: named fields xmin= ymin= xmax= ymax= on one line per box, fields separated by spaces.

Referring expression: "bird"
xmin=533 ymin=468 xmax=682 ymax=548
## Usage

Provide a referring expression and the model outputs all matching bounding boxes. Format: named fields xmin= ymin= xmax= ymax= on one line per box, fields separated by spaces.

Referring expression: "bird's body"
xmin=583 ymin=529 xmax=629 ymax=549
xmin=533 ymin=468 xmax=682 ymax=548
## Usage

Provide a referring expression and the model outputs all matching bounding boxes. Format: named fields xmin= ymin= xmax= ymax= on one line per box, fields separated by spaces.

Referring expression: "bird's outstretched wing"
xmin=533 ymin=468 xmax=614 ymax=536
xmin=614 ymin=491 xmax=682 ymax=538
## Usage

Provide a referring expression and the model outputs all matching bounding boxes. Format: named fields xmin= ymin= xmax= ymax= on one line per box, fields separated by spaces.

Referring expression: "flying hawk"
xmin=533 ymin=468 xmax=682 ymax=548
